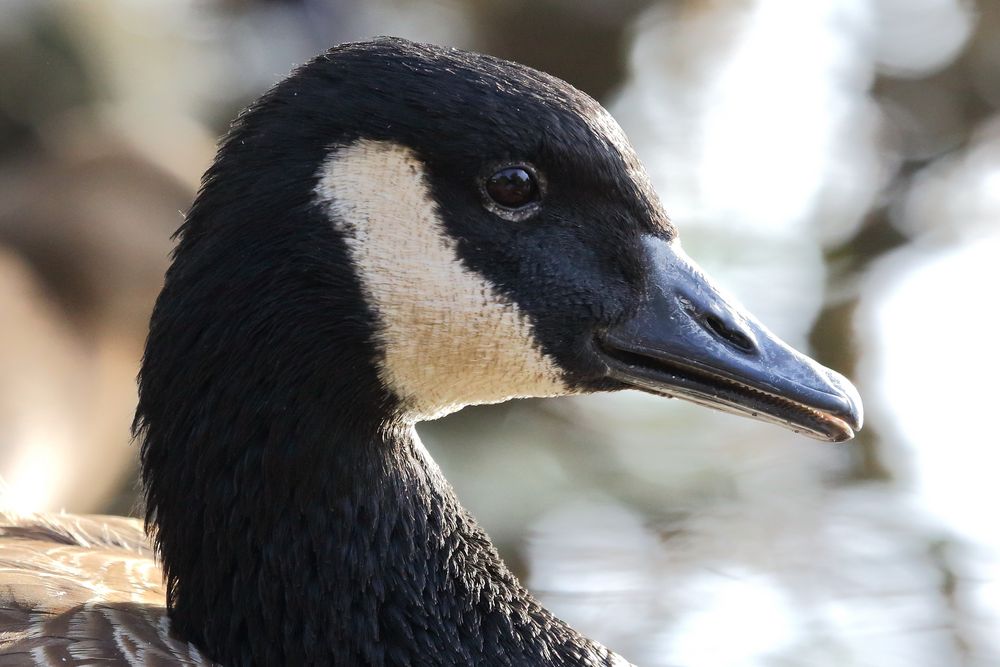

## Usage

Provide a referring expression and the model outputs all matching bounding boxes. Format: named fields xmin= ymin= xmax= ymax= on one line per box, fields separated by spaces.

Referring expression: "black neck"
xmin=133 ymin=217 xmax=617 ymax=667
xmin=144 ymin=409 xmax=618 ymax=665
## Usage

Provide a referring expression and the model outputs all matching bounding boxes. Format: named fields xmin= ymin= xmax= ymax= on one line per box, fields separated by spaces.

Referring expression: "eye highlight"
xmin=486 ymin=167 xmax=537 ymax=208
xmin=481 ymin=165 xmax=542 ymax=220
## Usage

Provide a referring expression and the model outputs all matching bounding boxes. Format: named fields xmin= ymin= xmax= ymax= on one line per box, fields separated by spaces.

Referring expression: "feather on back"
xmin=0 ymin=512 xmax=212 ymax=666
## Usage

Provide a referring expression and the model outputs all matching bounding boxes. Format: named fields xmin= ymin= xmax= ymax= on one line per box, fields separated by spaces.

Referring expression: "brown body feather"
xmin=0 ymin=512 xmax=212 ymax=666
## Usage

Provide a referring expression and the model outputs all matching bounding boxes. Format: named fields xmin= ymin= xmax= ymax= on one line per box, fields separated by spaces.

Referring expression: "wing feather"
xmin=0 ymin=512 xmax=214 ymax=666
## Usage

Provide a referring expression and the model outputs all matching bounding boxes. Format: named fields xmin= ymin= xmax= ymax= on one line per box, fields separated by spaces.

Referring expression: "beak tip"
xmin=831 ymin=426 xmax=856 ymax=444
xmin=826 ymin=368 xmax=864 ymax=435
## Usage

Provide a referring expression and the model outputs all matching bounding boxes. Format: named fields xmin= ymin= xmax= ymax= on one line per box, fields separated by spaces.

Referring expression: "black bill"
xmin=597 ymin=235 xmax=863 ymax=442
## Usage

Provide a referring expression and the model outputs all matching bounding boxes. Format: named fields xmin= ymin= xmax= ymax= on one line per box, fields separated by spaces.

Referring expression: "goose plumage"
xmin=1 ymin=37 xmax=862 ymax=666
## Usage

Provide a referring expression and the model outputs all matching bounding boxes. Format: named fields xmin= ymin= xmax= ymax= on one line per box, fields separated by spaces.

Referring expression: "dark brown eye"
xmin=485 ymin=167 xmax=538 ymax=209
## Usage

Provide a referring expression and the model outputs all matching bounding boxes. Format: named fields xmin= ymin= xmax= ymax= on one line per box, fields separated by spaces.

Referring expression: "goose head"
xmin=169 ymin=36 xmax=858 ymax=439
xmin=135 ymin=36 xmax=862 ymax=665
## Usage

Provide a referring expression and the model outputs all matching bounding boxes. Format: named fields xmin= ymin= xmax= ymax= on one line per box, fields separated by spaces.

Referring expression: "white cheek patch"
xmin=315 ymin=139 xmax=567 ymax=420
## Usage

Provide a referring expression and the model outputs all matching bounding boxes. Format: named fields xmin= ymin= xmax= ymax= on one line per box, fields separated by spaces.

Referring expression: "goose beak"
xmin=597 ymin=235 xmax=863 ymax=442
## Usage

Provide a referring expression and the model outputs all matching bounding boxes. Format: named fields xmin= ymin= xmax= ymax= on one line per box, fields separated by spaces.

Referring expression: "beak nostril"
xmin=704 ymin=314 xmax=756 ymax=354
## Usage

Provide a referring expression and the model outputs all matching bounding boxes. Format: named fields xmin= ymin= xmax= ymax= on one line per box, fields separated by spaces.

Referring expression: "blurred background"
xmin=0 ymin=0 xmax=997 ymax=664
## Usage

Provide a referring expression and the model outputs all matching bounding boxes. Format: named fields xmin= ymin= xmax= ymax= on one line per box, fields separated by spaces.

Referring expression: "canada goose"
xmin=0 ymin=38 xmax=862 ymax=666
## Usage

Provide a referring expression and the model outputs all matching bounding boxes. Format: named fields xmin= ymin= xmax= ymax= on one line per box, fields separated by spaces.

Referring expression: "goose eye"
xmin=485 ymin=167 xmax=538 ymax=209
